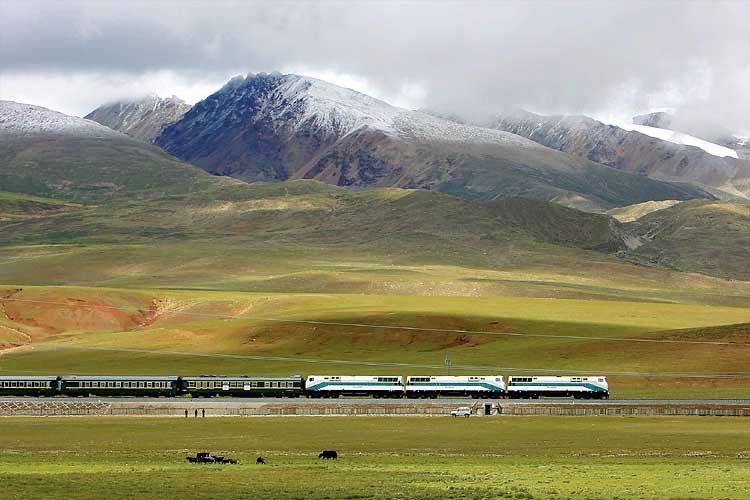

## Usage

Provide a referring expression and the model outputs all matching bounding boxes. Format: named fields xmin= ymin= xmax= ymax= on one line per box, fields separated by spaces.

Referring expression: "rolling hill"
xmin=0 ymin=100 xmax=225 ymax=201
xmin=623 ymin=200 xmax=750 ymax=280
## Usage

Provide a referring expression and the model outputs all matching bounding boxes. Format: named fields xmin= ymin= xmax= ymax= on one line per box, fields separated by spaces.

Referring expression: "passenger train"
xmin=0 ymin=374 xmax=609 ymax=399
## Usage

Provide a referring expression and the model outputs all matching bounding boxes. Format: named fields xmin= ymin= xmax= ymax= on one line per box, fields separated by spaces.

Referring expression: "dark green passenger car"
xmin=181 ymin=376 xmax=304 ymax=397
xmin=60 ymin=376 xmax=179 ymax=396
xmin=0 ymin=376 xmax=60 ymax=396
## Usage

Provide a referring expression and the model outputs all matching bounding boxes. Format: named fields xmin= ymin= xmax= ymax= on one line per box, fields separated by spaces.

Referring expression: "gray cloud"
xmin=1 ymin=0 xmax=748 ymax=134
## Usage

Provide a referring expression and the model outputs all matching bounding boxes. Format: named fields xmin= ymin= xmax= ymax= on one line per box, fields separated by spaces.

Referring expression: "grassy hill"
xmin=624 ymin=200 xmax=750 ymax=280
xmin=606 ymin=199 xmax=682 ymax=222
xmin=0 ymin=133 xmax=221 ymax=202
xmin=3 ymin=181 xmax=747 ymax=303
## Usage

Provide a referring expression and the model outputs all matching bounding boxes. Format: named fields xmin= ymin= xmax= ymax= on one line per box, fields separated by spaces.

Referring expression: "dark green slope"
xmin=0 ymin=133 xmax=218 ymax=202
xmin=624 ymin=200 xmax=750 ymax=280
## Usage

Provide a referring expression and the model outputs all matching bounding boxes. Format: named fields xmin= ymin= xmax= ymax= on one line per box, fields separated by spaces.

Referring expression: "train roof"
xmin=182 ymin=375 xmax=303 ymax=381
xmin=0 ymin=376 xmax=59 ymax=381
xmin=507 ymin=375 xmax=606 ymax=378
xmin=306 ymin=375 xmax=402 ymax=378
xmin=60 ymin=375 xmax=179 ymax=381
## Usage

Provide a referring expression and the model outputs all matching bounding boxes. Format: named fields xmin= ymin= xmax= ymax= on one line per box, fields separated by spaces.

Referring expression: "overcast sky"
xmin=1 ymin=0 xmax=748 ymax=134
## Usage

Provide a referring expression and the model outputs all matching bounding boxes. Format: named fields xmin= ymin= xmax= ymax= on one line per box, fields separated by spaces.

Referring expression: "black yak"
xmin=256 ymin=456 xmax=266 ymax=464
xmin=318 ymin=450 xmax=338 ymax=459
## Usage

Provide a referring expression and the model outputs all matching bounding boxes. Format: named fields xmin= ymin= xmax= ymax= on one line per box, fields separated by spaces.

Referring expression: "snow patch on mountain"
xmin=607 ymin=119 xmax=738 ymax=159
xmin=0 ymin=101 xmax=116 ymax=137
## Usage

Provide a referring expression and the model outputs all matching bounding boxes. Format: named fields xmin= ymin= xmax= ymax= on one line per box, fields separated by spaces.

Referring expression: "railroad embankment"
xmin=2 ymin=399 xmax=749 ymax=417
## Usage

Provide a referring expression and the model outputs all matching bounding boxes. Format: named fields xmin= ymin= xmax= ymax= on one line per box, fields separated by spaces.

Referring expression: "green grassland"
xmin=2 ymin=286 xmax=750 ymax=398
xmin=1 ymin=416 xmax=749 ymax=499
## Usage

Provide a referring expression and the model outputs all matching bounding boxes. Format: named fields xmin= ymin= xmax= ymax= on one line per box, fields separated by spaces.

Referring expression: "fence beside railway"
xmin=496 ymin=403 xmax=750 ymax=417
xmin=1 ymin=400 xmax=750 ymax=417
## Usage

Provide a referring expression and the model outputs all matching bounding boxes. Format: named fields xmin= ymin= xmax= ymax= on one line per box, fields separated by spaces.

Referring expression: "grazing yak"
xmin=256 ymin=456 xmax=266 ymax=465
xmin=318 ymin=450 xmax=338 ymax=460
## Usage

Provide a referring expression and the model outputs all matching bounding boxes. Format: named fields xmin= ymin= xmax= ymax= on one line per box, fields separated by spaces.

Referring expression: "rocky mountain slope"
xmin=85 ymin=95 xmax=190 ymax=142
xmin=153 ymin=73 xmax=707 ymax=211
xmin=485 ymin=110 xmax=750 ymax=200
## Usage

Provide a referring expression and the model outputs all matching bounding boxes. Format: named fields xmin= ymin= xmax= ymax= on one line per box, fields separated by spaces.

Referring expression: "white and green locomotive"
xmin=405 ymin=375 xmax=506 ymax=398
xmin=506 ymin=375 xmax=609 ymax=399
xmin=304 ymin=375 xmax=404 ymax=397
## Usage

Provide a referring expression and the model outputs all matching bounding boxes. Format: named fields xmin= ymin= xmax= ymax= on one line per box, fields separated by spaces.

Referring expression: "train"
xmin=0 ymin=374 xmax=609 ymax=399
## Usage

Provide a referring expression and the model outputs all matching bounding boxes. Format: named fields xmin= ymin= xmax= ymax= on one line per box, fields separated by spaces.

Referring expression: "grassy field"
xmin=2 ymin=286 xmax=750 ymax=398
xmin=1 ymin=416 xmax=749 ymax=499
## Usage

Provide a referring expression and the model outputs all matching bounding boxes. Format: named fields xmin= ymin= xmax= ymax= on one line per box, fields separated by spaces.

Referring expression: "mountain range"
xmin=483 ymin=110 xmax=750 ymax=200
xmin=88 ymin=73 xmax=708 ymax=212
xmin=2 ymin=97 xmax=749 ymax=284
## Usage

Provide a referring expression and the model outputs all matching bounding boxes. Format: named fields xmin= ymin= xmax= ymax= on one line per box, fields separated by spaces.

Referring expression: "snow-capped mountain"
xmin=0 ymin=100 xmax=117 ymax=137
xmin=483 ymin=110 xmax=750 ymax=200
xmin=155 ymin=73 xmax=706 ymax=211
xmin=85 ymin=95 xmax=190 ymax=142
